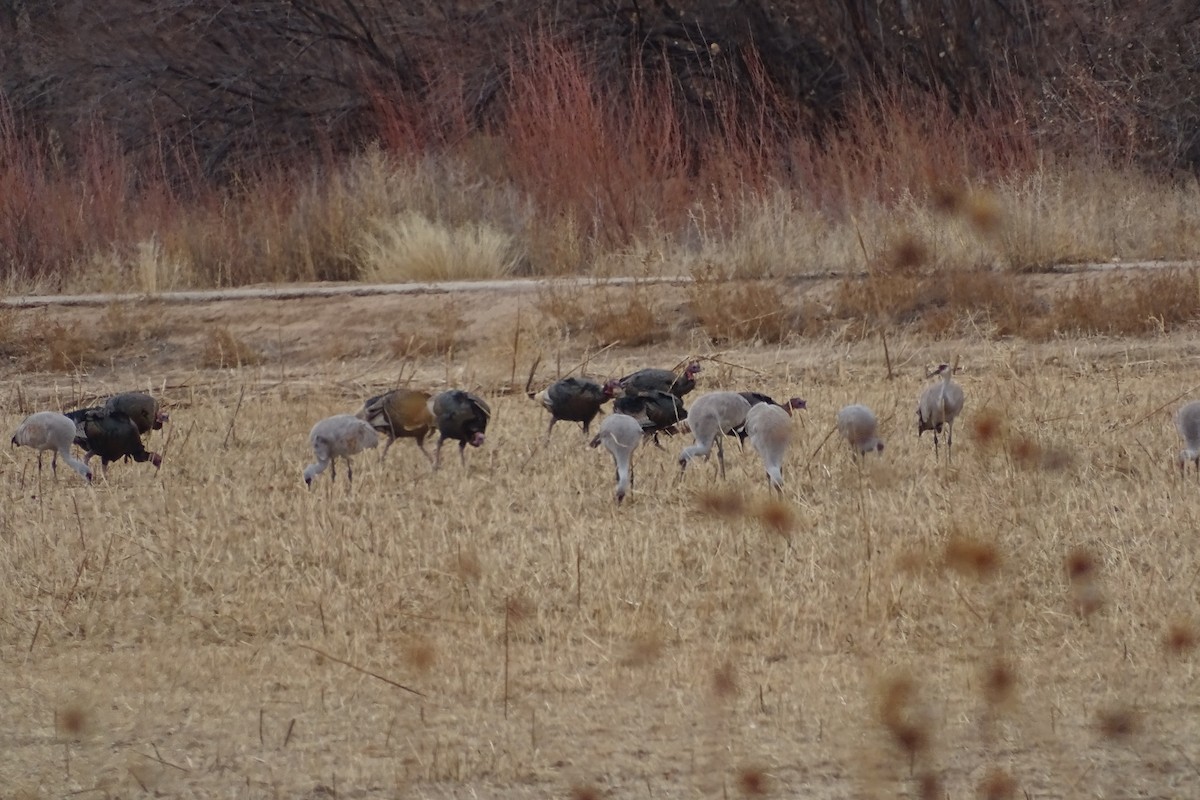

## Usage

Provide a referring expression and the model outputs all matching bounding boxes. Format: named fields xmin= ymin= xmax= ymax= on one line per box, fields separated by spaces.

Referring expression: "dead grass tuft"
xmin=916 ymin=770 xmax=943 ymax=800
xmin=200 ymin=327 xmax=261 ymax=369
xmin=687 ymin=272 xmax=800 ymax=345
xmin=963 ymin=190 xmax=1004 ymax=236
xmin=971 ymin=409 xmax=1004 ymax=447
xmin=391 ymin=304 xmax=467 ymax=359
xmin=537 ymin=285 xmax=668 ymax=347
xmin=452 ymin=548 xmax=483 ymax=584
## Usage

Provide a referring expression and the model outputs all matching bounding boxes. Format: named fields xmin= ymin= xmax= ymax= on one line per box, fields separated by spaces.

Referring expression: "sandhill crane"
xmin=430 ymin=390 xmax=490 ymax=470
xmin=744 ymin=402 xmax=793 ymax=492
xmin=64 ymin=407 xmax=162 ymax=474
xmin=304 ymin=414 xmax=379 ymax=486
xmin=1176 ymin=400 xmax=1200 ymax=477
xmin=917 ymin=364 xmax=965 ymax=461
xmin=10 ymin=412 xmax=93 ymax=482
xmin=679 ymin=391 xmax=752 ymax=478
xmin=589 ymin=413 xmax=643 ymax=504
xmin=837 ymin=404 xmax=885 ymax=460
xmin=613 ymin=389 xmax=687 ymax=448
xmin=619 ymin=361 xmax=702 ymax=398
xmin=357 ymin=388 xmax=434 ymax=463
xmin=534 ymin=377 xmax=619 ymax=440
xmin=732 ymin=392 xmax=806 ymax=445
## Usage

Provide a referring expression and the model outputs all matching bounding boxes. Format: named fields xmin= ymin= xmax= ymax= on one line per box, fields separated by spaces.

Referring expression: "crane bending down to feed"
xmin=303 ymin=414 xmax=379 ymax=486
xmin=837 ymin=404 xmax=885 ymax=460
xmin=732 ymin=392 xmax=806 ymax=445
xmin=356 ymin=388 xmax=434 ymax=463
xmin=917 ymin=364 xmax=965 ymax=461
xmin=589 ymin=413 xmax=643 ymax=505
xmin=744 ymin=402 xmax=794 ymax=492
xmin=11 ymin=412 xmax=93 ymax=482
xmin=430 ymin=390 xmax=491 ymax=470
xmin=1176 ymin=400 xmax=1200 ymax=477
xmin=678 ymin=391 xmax=752 ymax=478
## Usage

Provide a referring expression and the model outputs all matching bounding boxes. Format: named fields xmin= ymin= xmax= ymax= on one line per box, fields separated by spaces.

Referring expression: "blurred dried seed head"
xmin=698 ymin=489 xmax=746 ymax=518
xmin=944 ymin=536 xmax=1002 ymax=579
xmin=1097 ymin=706 xmax=1139 ymax=740
xmin=978 ymin=768 xmax=1018 ymax=800
xmin=756 ymin=499 xmax=796 ymax=540
xmin=981 ymin=656 xmax=1018 ymax=707
xmin=712 ymin=660 xmax=739 ymax=699
xmin=736 ymin=765 xmax=769 ymax=796
xmin=402 ymin=637 xmax=437 ymax=673
xmin=1164 ymin=620 xmax=1199 ymax=656
xmin=621 ymin=630 xmax=665 ymax=668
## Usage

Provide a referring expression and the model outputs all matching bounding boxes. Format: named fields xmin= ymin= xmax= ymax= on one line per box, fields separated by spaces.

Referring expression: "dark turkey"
xmin=618 ymin=361 xmax=702 ymax=398
xmin=533 ymin=377 xmax=619 ymax=439
xmin=613 ymin=390 xmax=687 ymax=449
xmin=430 ymin=390 xmax=491 ymax=470
xmin=104 ymin=392 xmax=169 ymax=435
xmin=63 ymin=406 xmax=162 ymax=473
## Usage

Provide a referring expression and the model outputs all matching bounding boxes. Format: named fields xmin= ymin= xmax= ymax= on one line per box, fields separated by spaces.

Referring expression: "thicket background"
xmin=3 ymin=0 xmax=1200 ymax=290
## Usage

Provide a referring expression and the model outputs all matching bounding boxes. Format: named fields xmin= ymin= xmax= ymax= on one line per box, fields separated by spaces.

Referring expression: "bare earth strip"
xmin=4 ymin=271 xmax=1200 ymax=797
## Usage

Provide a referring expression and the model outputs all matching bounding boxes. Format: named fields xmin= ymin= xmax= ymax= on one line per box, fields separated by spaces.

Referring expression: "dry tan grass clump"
xmin=537 ymin=285 xmax=668 ymax=347
xmin=620 ymin=629 xmax=665 ymax=668
xmin=755 ymin=499 xmax=796 ymax=541
xmin=391 ymin=304 xmax=467 ymax=358
xmin=696 ymin=488 xmax=747 ymax=518
xmin=711 ymin=660 xmax=739 ymax=699
xmin=200 ymin=327 xmax=261 ymax=368
xmin=569 ymin=783 xmax=603 ymax=800
xmin=402 ymin=637 xmax=438 ymax=673
xmin=687 ymin=274 xmax=801 ymax=345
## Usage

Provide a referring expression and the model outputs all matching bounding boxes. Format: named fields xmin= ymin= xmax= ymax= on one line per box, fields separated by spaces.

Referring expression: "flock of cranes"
xmin=10 ymin=360 xmax=1200 ymax=501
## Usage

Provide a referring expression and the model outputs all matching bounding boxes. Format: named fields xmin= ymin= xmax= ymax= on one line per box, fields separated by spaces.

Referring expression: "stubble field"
xmin=4 ymin=288 xmax=1200 ymax=799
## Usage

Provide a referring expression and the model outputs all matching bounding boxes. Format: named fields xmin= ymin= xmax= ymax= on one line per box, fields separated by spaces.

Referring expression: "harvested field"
xmin=3 ymin=286 xmax=1200 ymax=798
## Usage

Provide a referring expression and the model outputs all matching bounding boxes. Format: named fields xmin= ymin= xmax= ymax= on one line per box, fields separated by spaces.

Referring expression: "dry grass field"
xmin=5 ymin=285 xmax=1200 ymax=799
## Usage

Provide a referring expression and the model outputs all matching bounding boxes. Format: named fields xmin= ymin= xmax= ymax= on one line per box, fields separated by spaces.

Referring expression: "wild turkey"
xmin=533 ymin=377 xmax=619 ymax=440
xmin=63 ymin=406 xmax=162 ymax=474
xmin=104 ymin=392 xmax=169 ymax=436
xmin=11 ymin=412 xmax=93 ymax=482
xmin=618 ymin=360 xmax=702 ymax=398
xmin=356 ymin=388 xmax=434 ymax=463
xmin=430 ymin=390 xmax=491 ymax=470
xmin=678 ymin=391 xmax=752 ymax=479
xmin=612 ymin=389 xmax=687 ymax=449
xmin=304 ymin=414 xmax=379 ymax=486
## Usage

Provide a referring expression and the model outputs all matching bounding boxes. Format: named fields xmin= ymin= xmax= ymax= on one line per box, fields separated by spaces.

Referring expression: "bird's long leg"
xmin=933 ymin=430 xmax=940 ymax=461
xmin=433 ymin=436 xmax=446 ymax=471
xmin=544 ymin=417 xmax=556 ymax=444
xmin=331 ymin=459 xmax=337 ymax=482
xmin=947 ymin=422 xmax=954 ymax=463
xmin=51 ymin=450 xmax=58 ymax=476
xmin=36 ymin=451 xmax=43 ymax=475
xmin=346 ymin=457 xmax=353 ymax=485
xmin=415 ymin=433 xmax=435 ymax=467
xmin=459 ymin=441 xmax=468 ymax=468
xmin=716 ymin=435 xmax=726 ymax=479
xmin=380 ymin=435 xmax=394 ymax=462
